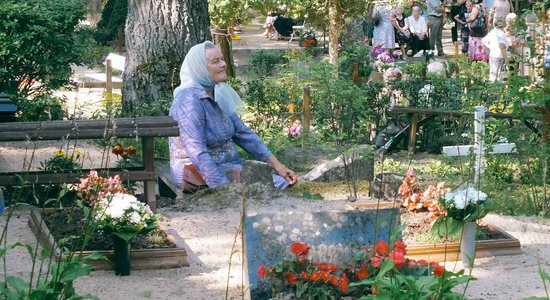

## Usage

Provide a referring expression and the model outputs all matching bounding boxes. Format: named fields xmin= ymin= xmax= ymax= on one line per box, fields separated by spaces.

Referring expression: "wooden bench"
xmin=0 ymin=116 xmax=179 ymax=212
xmin=81 ymin=53 xmax=125 ymax=91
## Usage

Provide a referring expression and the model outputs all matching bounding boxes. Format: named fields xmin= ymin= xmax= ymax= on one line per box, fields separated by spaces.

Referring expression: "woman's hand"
xmin=266 ymin=155 xmax=298 ymax=186
xmin=275 ymin=164 xmax=298 ymax=186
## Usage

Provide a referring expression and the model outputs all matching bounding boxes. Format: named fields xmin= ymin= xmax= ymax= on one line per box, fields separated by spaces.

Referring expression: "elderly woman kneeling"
xmin=169 ymin=41 xmax=297 ymax=191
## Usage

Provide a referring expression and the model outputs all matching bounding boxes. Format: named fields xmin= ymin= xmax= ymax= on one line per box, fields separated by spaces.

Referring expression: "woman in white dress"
xmin=372 ymin=2 xmax=396 ymax=54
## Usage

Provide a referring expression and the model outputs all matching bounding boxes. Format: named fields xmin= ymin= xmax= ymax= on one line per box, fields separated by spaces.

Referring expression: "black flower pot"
xmin=112 ymin=234 xmax=132 ymax=276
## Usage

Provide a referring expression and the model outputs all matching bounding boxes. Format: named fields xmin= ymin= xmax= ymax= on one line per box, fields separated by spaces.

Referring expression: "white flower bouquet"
xmin=432 ymin=185 xmax=494 ymax=236
xmin=94 ymin=193 xmax=161 ymax=242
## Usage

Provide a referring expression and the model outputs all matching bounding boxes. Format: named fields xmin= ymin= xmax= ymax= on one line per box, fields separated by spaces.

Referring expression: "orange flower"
xmin=339 ymin=273 xmax=349 ymax=293
xmin=317 ymin=262 xmax=338 ymax=272
xmin=290 ymin=242 xmax=310 ymax=256
xmin=301 ymin=271 xmax=309 ymax=280
xmin=321 ymin=271 xmax=330 ymax=282
xmin=283 ymin=272 xmax=297 ymax=285
xmin=311 ymin=271 xmax=321 ymax=281
xmin=257 ymin=265 xmax=267 ymax=278
xmin=357 ymin=264 xmax=369 ymax=280
xmin=375 ymin=240 xmax=389 ymax=256
xmin=112 ymin=144 xmax=123 ymax=156
xmin=330 ymin=275 xmax=339 ymax=286
xmin=126 ymin=145 xmax=137 ymax=155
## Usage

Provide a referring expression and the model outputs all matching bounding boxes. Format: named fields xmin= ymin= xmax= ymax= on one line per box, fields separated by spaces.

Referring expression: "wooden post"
xmin=302 ymin=86 xmax=311 ymax=147
xmin=454 ymin=41 xmax=459 ymax=56
xmin=106 ymin=59 xmax=113 ymax=97
xmin=353 ymin=62 xmax=359 ymax=84
xmin=408 ymin=112 xmax=418 ymax=155
xmin=142 ymin=137 xmax=157 ymax=212
xmin=117 ymin=27 xmax=124 ymax=54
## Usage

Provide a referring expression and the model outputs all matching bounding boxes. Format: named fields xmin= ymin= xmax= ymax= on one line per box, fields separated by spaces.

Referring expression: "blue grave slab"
xmin=245 ymin=207 xmax=400 ymax=298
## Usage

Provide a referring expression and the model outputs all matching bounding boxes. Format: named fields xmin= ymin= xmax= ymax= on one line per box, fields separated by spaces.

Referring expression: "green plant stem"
xmin=225 ymin=188 xmax=245 ymax=300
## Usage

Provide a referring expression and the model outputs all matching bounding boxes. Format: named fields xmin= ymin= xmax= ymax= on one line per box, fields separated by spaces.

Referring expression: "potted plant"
xmin=299 ymin=28 xmax=318 ymax=48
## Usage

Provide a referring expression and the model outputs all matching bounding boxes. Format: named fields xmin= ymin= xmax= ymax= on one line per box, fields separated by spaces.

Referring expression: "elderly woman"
xmin=169 ymin=41 xmax=297 ymax=190
xmin=406 ymin=4 xmax=430 ymax=55
xmin=505 ymin=12 xmax=530 ymax=76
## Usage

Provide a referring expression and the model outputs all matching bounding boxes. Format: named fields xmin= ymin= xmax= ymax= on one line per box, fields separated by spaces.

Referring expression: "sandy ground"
xmin=1 ymin=141 xmax=549 ymax=300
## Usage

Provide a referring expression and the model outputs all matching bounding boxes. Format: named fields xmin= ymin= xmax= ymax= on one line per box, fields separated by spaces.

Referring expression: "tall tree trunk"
xmin=212 ymin=27 xmax=235 ymax=78
xmin=328 ymin=0 xmax=341 ymax=75
xmin=123 ymin=0 xmax=211 ymax=115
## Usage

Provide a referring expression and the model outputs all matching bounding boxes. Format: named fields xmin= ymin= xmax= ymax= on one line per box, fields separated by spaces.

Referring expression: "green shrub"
xmin=15 ymin=94 xmax=66 ymax=121
xmin=248 ymin=50 xmax=286 ymax=78
xmin=0 ymin=0 xmax=86 ymax=98
xmin=338 ymin=46 xmax=373 ymax=81
xmin=241 ymin=77 xmax=291 ymax=137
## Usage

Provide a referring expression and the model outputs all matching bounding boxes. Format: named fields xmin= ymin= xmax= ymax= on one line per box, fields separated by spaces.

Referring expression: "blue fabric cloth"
xmin=169 ymin=87 xmax=273 ymax=188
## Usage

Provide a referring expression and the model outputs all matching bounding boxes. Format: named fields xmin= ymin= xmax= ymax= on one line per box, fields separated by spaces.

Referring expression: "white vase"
xmin=460 ymin=221 xmax=477 ymax=268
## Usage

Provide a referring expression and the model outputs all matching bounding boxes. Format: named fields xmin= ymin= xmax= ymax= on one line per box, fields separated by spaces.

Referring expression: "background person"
xmin=466 ymin=0 xmax=489 ymax=61
xmin=482 ymin=17 xmax=509 ymax=82
xmin=427 ymin=0 xmax=446 ymax=56
xmin=489 ymin=0 xmax=513 ymax=26
xmin=450 ymin=0 xmax=467 ymax=50
xmin=455 ymin=0 xmax=473 ymax=53
xmin=391 ymin=5 xmax=412 ymax=59
xmin=407 ymin=5 xmax=430 ymax=55
xmin=372 ymin=1 xmax=396 ymax=55
xmin=169 ymin=41 xmax=297 ymax=191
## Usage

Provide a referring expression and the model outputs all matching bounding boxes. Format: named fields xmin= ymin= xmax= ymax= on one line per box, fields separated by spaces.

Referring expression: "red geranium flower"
xmin=370 ymin=256 xmax=382 ymax=268
xmin=311 ymin=271 xmax=321 ymax=281
xmin=431 ymin=262 xmax=445 ymax=276
xmin=317 ymin=262 xmax=338 ymax=272
xmin=375 ymin=240 xmax=389 ymax=256
xmin=257 ymin=265 xmax=267 ymax=278
xmin=290 ymin=242 xmax=310 ymax=256
xmin=330 ymin=275 xmax=339 ymax=286
xmin=301 ymin=271 xmax=309 ymax=280
xmin=339 ymin=273 xmax=349 ymax=293
xmin=389 ymin=251 xmax=406 ymax=270
xmin=321 ymin=271 xmax=330 ymax=281
xmin=283 ymin=272 xmax=297 ymax=284
xmin=357 ymin=264 xmax=369 ymax=280
xmin=417 ymin=259 xmax=428 ymax=266
xmin=394 ymin=240 xmax=407 ymax=255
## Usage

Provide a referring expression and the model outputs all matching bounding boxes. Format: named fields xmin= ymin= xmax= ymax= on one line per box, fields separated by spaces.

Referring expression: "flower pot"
xmin=112 ymin=234 xmax=132 ymax=276
xmin=460 ymin=221 xmax=476 ymax=268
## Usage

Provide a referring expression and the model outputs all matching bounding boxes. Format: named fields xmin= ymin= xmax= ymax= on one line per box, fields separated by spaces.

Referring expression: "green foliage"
xmin=95 ymin=0 xmax=128 ymax=45
xmin=14 ymin=94 xmax=66 ymax=121
xmin=338 ymin=46 xmax=374 ymax=81
xmin=241 ymin=77 xmax=291 ymax=137
xmin=399 ymin=62 xmax=427 ymax=79
xmin=39 ymin=150 xmax=82 ymax=173
xmin=0 ymin=0 xmax=86 ymax=98
xmin=248 ymin=50 xmax=287 ymax=78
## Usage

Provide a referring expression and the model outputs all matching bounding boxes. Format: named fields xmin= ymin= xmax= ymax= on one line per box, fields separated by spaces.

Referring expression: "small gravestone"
xmin=242 ymin=160 xmax=273 ymax=186
xmin=300 ymin=145 xmax=375 ymax=182
xmin=245 ymin=207 xmax=399 ymax=299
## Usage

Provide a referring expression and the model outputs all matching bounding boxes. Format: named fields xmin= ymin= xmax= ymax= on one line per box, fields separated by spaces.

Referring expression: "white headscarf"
xmin=173 ymin=41 xmax=244 ymax=115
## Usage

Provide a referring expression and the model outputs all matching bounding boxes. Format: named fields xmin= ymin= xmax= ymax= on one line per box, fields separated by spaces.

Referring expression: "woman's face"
xmin=395 ymin=6 xmax=403 ymax=14
xmin=412 ymin=6 xmax=420 ymax=17
xmin=466 ymin=2 xmax=473 ymax=11
xmin=206 ymin=47 xmax=227 ymax=84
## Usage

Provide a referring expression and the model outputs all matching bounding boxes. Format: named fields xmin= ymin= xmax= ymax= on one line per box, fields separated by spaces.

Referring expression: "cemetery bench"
xmin=387 ymin=106 xmax=515 ymax=155
xmin=0 ymin=116 xmax=179 ymax=212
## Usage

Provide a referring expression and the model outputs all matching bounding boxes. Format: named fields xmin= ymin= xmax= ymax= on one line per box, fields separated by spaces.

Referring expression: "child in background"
xmin=482 ymin=17 xmax=509 ymax=82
